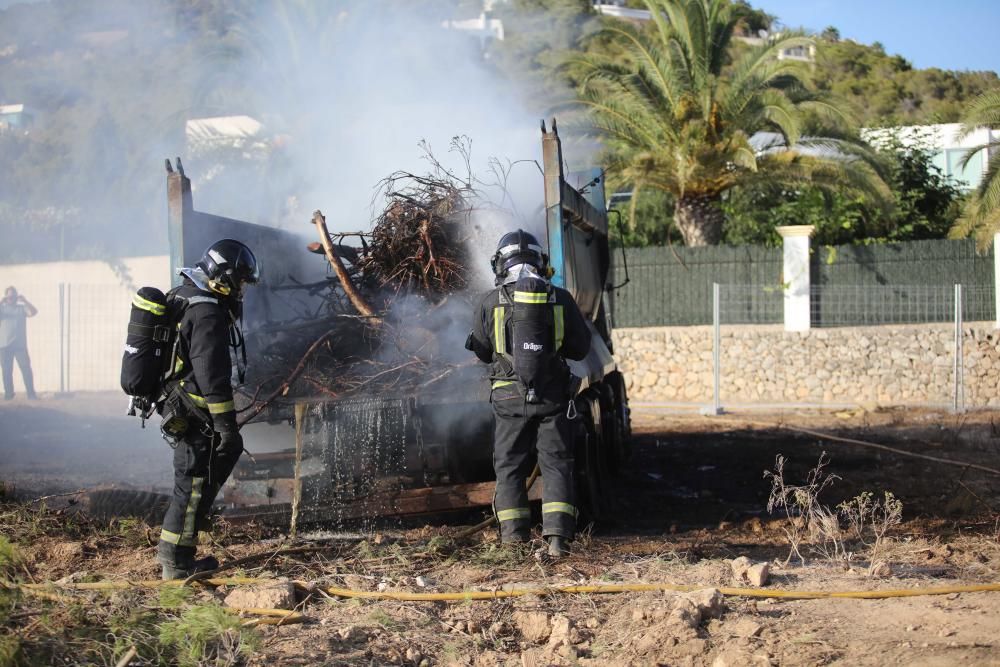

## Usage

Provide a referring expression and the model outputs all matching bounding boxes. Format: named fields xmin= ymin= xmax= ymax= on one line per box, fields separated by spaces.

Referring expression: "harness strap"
xmin=554 ymin=305 xmax=564 ymax=351
xmin=493 ymin=305 xmax=506 ymax=355
xmin=127 ymin=322 xmax=173 ymax=342
xmin=230 ymin=320 xmax=247 ymax=384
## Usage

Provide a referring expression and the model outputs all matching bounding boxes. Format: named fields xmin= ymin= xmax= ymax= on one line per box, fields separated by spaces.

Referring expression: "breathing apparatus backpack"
xmin=121 ymin=287 xmax=175 ymax=425
xmin=505 ymin=273 xmax=561 ymax=403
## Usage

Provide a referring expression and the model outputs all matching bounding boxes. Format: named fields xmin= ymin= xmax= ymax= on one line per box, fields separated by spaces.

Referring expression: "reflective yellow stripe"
xmin=542 ymin=502 xmax=577 ymax=517
xmin=159 ymin=529 xmax=181 ymax=545
xmin=159 ymin=528 xmax=195 ymax=547
xmin=497 ymin=508 xmax=531 ymax=522
xmin=186 ymin=392 xmax=207 ymax=408
xmin=132 ymin=293 xmax=165 ymax=316
xmin=513 ymin=291 xmax=549 ymax=304
xmin=492 ymin=380 xmax=515 ymax=389
xmin=182 ymin=477 xmax=204 ymax=544
xmin=207 ymin=400 xmax=235 ymax=414
xmin=493 ymin=306 xmax=506 ymax=353
xmin=554 ymin=305 xmax=564 ymax=350
xmin=173 ymin=357 xmax=184 ymax=374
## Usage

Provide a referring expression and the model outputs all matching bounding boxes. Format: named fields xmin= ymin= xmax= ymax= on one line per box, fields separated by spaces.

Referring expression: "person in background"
xmin=0 ymin=286 xmax=38 ymax=400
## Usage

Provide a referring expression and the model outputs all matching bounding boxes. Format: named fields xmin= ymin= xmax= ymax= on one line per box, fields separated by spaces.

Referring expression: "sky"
xmin=761 ymin=0 xmax=999 ymax=73
xmin=0 ymin=0 xmax=995 ymax=72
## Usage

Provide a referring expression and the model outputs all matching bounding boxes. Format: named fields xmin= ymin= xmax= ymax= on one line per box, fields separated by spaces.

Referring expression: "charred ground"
xmin=2 ymin=401 xmax=1000 ymax=665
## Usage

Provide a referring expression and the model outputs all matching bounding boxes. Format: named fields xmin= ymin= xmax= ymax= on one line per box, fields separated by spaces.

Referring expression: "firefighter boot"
xmin=160 ymin=555 xmax=220 ymax=581
xmin=158 ymin=541 xmax=220 ymax=580
xmin=547 ymin=535 xmax=570 ymax=558
xmin=501 ymin=530 xmax=530 ymax=544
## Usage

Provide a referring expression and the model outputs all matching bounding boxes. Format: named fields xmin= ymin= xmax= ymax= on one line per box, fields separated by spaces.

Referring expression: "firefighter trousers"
xmin=157 ymin=428 xmax=242 ymax=567
xmin=492 ymin=395 xmax=576 ymax=540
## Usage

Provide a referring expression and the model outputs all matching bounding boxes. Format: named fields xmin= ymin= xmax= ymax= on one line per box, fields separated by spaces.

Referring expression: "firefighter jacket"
xmin=165 ymin=281 xmax=238 ymax=433
xmin=469 ymin=283 xmax=591 ymax=400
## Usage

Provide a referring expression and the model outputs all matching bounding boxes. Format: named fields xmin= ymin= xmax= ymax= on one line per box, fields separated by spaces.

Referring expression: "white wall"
xmin=0 ymin=256 xmax=170 ymax=393
xmin=862 ymin=123 xmax=997 ymax=190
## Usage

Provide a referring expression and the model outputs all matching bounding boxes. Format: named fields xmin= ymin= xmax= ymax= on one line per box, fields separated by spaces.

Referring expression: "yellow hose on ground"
xmin=317 ymin=581 xmax=1000 ymax=601
xmin=9 ymin=578 xmax=1000 ymax=601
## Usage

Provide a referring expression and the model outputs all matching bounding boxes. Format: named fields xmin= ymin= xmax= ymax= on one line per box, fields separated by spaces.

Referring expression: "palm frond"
xmin=973 ymin=147 xmax=1000 ymax=212
xmin=795 ymin=99 xmax=856 ymax=133
xmin=575 ymin=97 xmax=663 ymax=150
xmin=950 ymin=195 xmax=1000 ymax=249
xmin=570 ymin=0 xmax=883 ymax=243
xmin=757 ymin=90 xmax=802 ymax=144
xmin=728 ymin=33 xmax=813 ymax=92
xmin=955 ymin=140 xmax=999 ymax=173
xmin=957 ymin=88 xmax=1000 ymax=139
xmin=592 ymin=22 xmax=684 ymax=111
xmin=754 ymin=150 xmax=892 ymax=213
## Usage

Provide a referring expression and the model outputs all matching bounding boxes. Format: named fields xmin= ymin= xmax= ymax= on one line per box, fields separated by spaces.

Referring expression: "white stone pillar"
xmin=776 ymin=225 xmax=815 ymax=332
xmin=994 ymin=232 xmax=1000 ymax=329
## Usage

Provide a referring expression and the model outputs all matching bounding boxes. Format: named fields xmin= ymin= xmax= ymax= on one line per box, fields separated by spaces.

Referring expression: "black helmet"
xmin=197 ymin=239 xmax=260 ymax=297
xmin=491 ymin=229 xmax=547 ymax=282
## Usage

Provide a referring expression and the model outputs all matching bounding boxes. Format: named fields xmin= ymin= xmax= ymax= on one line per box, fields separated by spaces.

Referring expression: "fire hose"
xmin=6 ymin=577 xmax=1000 ymax=602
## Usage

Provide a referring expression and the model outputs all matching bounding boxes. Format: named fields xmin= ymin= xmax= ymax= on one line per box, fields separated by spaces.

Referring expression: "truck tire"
xmin=599 ymin=382 xmax=624 ymax=474
xmin=606 ymin=371 xmax=632 ymax=462
xmin=575 ymin=395 xmax=610 ymax=525
xmin=86 ymin=489 xmax=170 ymax=524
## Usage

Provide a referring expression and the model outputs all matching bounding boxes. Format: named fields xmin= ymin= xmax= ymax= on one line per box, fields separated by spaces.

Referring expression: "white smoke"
xmin=189 ymin=2 xmax=552 ymax=242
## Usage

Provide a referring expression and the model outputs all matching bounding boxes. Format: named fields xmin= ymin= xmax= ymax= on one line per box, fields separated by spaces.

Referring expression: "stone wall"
xmin=612 ymin=323 xmax=1000 ymax=408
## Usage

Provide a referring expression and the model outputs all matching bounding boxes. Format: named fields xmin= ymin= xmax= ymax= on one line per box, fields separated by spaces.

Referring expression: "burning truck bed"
xmin=166 ymin=123 xmax=630 ymax=529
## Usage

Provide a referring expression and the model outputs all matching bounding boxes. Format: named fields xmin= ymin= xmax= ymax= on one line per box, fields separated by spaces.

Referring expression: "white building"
xmin=441 ymin=13 xmax=505 ymax=47
xmin=862 ymin=123 xmax=998 ymax=191
xmin=591 ymin=3 xmax=815 ymax=62
xmin=185 ymin=115 xmax=269 ymax=157
xmin=0 ymin=103 xmax=33 ymax=134
xmin=591 ymin=2 xmax=654 ymax=22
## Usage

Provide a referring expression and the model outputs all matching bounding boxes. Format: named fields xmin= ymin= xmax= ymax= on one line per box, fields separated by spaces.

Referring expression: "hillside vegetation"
xmin=0 ymin=0 xmax=996 ymax=261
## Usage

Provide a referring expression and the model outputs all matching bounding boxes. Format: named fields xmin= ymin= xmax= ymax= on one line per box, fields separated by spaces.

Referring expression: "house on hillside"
xmin=441 ymin=12 xmax=505 ymax=50
xmin=591 ymin=2 xmax=815 ymax=61
xmin=0 ymin=104 xmax=33 ymax=134
xmin=185 ymin=115 xmax=270 ymax=158
xmin=862 ymin=123 xmax=998 ymax=191
xmin=591 ymin=1 xmax=653 ymax=22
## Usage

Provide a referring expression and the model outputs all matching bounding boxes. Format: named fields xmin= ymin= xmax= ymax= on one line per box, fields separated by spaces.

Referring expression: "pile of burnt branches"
xmin=237 ymin=317 xmax=469 ymax=426
xmin=238 ymin=139 xmax=515 ymax=417
xmin=359 ymin=171 xmax=474 ymax=296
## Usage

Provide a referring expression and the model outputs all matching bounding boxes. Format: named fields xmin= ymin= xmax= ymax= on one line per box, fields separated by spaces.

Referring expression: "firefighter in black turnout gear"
xmin=156 ymin=239 xmax=260 ymax=580
xmin=467 ymin=230 xmax=591 ymax=557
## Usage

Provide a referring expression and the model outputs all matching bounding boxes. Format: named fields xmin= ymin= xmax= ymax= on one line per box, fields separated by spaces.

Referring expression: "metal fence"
xmin=715 ymin=284 xmax=995 ymax=328
xmin=809 ymin=284 xmax=994 ymax=326
xmin=609 ymin=238 xmax=995 ymax=327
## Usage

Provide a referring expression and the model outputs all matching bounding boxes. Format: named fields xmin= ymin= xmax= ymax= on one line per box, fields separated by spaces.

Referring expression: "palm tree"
xmin=572 ymin=0 xmax=887 ymax=246
xmin=949 ymin=89 xmax=1000 ymax=247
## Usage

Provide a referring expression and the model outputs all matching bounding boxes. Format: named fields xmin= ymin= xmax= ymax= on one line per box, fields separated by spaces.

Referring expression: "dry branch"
xmin=238 ymin=330 xmax=338 ymax=427
xmin=239 ymin=145 xmax=499 ymax=413
xmin=312 ymin=209 xmax=382 ymax=325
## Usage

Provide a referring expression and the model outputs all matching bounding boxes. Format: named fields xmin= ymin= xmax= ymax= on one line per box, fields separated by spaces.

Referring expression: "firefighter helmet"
xmin=197 ymin=239 xmax=260 ymax=297
xmin=491 ymin=229 xmax=547 ymax=282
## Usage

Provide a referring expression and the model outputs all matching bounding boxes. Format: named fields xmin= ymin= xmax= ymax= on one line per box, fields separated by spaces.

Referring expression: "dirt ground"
xmin=3 ymin=399 xmax=1000 ymax=666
